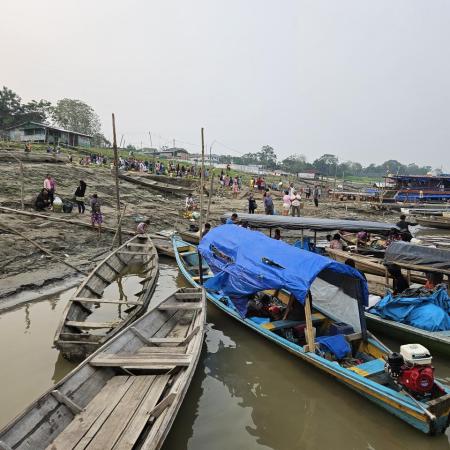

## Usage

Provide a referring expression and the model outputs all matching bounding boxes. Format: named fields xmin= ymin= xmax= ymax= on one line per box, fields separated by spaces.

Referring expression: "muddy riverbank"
xmin=0 ymin=158 xmax=399 ymax=302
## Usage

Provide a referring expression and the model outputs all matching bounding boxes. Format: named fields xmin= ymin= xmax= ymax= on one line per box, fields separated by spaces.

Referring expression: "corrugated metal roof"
xmin=5 ymin=121 xmax=92 ymax=138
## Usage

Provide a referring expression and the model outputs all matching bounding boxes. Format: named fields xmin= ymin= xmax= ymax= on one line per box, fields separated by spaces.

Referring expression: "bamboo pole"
xmin=0 ymin=221 xmax=87 ymax=276
xmin=205 ymin=167 xmax=214 ymax=224
xmin=198 ymin=128 xmax=205 ymax=239
xmin=198 ymin=128 xmax=205 ymax=285
xmin=112 ymin=113 xmax=122 ymax=245
xmin=12 ymin=156 xmax=24 ymax=210
xmin=111 ymin=203 xmax=127 ymax=250
xmin=304 ymin=293 xmax=316 ymax=352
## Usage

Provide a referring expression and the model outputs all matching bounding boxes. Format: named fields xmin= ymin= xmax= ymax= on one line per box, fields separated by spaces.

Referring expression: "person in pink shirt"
xmin=44 ymin=174 xmax=56 ymax=207
xmin=282 ymin=190 xmax=291 ymax=216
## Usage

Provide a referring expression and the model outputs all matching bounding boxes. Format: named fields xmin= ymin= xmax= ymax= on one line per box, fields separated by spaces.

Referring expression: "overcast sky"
xmin=2 ymin=0 xmax=450 ymax=169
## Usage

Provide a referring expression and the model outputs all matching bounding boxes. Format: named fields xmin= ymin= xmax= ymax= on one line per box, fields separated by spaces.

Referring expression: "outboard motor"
xmin=386 ymin=344 xmax=435 ymax=399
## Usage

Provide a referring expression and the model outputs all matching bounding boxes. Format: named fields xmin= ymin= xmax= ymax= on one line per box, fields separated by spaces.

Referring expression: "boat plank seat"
xmin=158 ymin=303 xmax=202 ymax=311
xmin=103 ymin=260 xmax=121 ymax=274
xmin=261 ymin=313 xmax=326 ymax=331
xmin=48 ymin=374 xmax=170 ymax=450
xmin=117 ymin=251 xmax=149 ymax=256
xmin=66 ymin=321 xmax=118 ymax=329
xmin=348 ymin=358 xmax=385 ymax=377
xmin=90 ymin=352 xmax=192 ymax=368
xmin=192 ymin=274 xmax=213 ymax=281
xmin=174 ymin=292 xmax=202 ymax=300
xmin=179 ymin=251 xmax=197 ymax=258
xmin=73 ymin=297 xmax=142 ymax=306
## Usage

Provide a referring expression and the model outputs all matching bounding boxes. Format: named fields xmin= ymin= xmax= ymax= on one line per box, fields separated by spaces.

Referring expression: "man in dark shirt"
xmin=396 ymin=214 xmax=416 ymax=241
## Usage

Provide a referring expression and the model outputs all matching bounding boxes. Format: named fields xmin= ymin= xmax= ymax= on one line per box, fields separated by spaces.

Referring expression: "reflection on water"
xmin=0 ymin=257 xmax=449 ymax=450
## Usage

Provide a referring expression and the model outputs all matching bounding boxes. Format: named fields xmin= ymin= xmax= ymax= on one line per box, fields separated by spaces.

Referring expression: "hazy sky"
xmin=2 ymin=0 xmax=450 ymax=169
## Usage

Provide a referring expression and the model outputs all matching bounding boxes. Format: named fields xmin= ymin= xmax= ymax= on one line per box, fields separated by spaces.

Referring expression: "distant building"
xmin=189 ymin=153 xmax=220 ymax=164
xmin=296 ymin=169 xmax=321 ymax=180
xmin=5 ymin=121 xmax=92 ymax=147
xmin=155 ymin=147 xmax=189 ymax=160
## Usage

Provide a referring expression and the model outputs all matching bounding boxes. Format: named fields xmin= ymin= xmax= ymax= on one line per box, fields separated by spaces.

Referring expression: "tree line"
xmin=217 ymin=148 xmax=433 ymax=177
xmin=0 ymin=86 xmax=110 ymax=147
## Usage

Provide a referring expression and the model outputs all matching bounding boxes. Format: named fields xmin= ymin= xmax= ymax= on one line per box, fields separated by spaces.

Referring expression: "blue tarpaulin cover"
xmin=198 ymin=225 xmax=368 ymax=306
xmin=369 ymin=287 xmax=450 ymax=332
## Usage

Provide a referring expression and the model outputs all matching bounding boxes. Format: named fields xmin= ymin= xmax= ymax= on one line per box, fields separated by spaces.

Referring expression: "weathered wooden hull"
xmin=0 ymin=287 xmax=206 ymax=450
xmin=118 ymin=173 xmax=195 ymax=196
xmin=416 ymin=218 xmax=450 ymax=230
xmin=365 ymin=312 xmax=450 ymax=357
xmin=173 ymin=236 xmax=450 ymax=435
xmin=54 ymin=235 xmax=159 ymax=362
xmin=0 ymin=151 xmax=66 ymax=163
xmin=325 ymin=247 xmax=425 ymax=284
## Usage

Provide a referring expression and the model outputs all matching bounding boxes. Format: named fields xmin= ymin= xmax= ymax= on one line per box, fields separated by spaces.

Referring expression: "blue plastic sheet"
xmin=198 ymin=225 xmax=368 ymax=306
xmin=316 ymin=335 xmax=351 ymax=359
xmin=368 ymin=287 xmax=450 ymax=332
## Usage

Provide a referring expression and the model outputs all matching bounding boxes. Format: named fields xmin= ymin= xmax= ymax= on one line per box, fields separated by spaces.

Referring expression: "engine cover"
xmin=399 ymin=366 xmax=434 ymax=394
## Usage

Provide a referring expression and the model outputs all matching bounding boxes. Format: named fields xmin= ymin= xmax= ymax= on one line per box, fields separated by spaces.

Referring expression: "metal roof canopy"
xmin=6 ymin=121 xmax=92 ymax=138
xmin=222 ymin=213 xmax=399 ymax=233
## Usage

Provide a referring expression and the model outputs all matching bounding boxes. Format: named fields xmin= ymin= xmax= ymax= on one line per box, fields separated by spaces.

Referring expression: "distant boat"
xmin=0 ymin=287 xmax=206 ymax=450
xmin=173 ymin=227 xmax=450 ymax=435
xmin=54 ymin=234 xmax=159 ymax=362
xmin=415 ymin=217 xmax=450 ymax=230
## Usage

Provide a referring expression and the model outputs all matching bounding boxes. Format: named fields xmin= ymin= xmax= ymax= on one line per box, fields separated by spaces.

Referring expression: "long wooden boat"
xmin=54 ymin=235 xmax=159 ymax=362
xmin=118 ymin=173 xmax=195 ymax=196
xmin=0 ymin=287 xmax=205 ymax=450
xmin=0 ymin=150 xmax=66 ymax=163
xmin=325 ymin=247 xmax=425 ymax=284
xmin=365 ymin=313 xmax=450 ymax=357
xmin=415 ymin=217 xmax=450 ymax=230
xmin=173 ymin=232 xmax=450 ymax=435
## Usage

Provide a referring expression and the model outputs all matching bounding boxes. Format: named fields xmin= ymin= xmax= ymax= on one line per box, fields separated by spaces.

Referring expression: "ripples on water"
xmin=0 ymin=257 xmax=449 ymax=450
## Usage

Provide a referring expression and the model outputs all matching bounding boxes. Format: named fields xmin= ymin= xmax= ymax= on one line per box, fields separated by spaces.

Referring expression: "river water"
xmin=0 ymin=257 xmax=449 ymax=450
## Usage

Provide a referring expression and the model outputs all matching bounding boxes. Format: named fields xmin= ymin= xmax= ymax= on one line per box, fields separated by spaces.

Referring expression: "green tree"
xmin=258 ymin=145 xmax=277 ymax=168
xmin=0 ymin=86 xmax=24 ymax=127
xmin=23 ymin=99 xmax=53 ymax=123
xmin=52 ymin=98 xmax=101 ymax=135
xmin=281 ymin=154 xmax=309 ymax=173
xmin=313 ymin=154 xmax=338 ymax=176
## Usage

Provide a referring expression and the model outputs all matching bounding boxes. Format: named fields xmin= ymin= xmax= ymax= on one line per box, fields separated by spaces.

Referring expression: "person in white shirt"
xmin=290 ymin=191 xmax=302 ymax=217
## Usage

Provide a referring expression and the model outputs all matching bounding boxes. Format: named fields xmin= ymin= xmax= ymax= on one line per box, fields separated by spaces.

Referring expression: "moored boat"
xmin=0 ymin=287 xmax=206 ymax=450
xmin=118 ymin=173 xmax=195 ymax=196
xmin=415 ymin=217 xmax=450 ymax=230
xmin=54 ymin=234 xmax=159 ymax=362
xmin=173 ymin=226 xmax=450 ymax=435
xmin=365 ymin=242 xmax=450 ymax=356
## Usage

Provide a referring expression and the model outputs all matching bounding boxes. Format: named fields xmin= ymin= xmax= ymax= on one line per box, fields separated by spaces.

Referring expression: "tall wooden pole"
xmin=112 ymin=113 xmax=122 ymax=245
xmin=12 ymin=156 xmax=24 ymax=210
xmin=198 ymin=128 xmax=205 ymax=238
xmin=198 ymin=128 xmax=205 ymax=285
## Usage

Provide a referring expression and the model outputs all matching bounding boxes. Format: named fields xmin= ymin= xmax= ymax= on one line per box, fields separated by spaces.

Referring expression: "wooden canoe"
xmin=0 ymin=151 xmax=67 ymax=163
xmin=365 ymin=312 xmax=450 ymax=357
xmin=415 ymin=217 xmax=450 ymax=230
xmin=54 ymin=235 xmax=159 ymax=362
xmin=173 ymin=235 xmax=450 ymax=435
xmin=118 ymin=173 xmax=195 ymax=196
xmin=0 ymin=287 xmax=205 ymax=450
xmin=325 ymin=247 xmax=426 ymax=284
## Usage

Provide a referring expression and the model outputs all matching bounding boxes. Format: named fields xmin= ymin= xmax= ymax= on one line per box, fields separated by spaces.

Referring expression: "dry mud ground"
xmin=0 ymin=159 xmax=396 ymax=305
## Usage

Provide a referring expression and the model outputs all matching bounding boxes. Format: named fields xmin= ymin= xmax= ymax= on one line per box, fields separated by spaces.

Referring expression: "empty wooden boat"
xmin=325 ymin=247 xmax=425 ymax=284
xmin=415 ymin=217 xmax=450 ymax=230
xmin=118 ymin=173 xmax=195 ymax=196
xmin=173 ymin=228 xmax=450 ymax=435
xmin=0 ymin=287 xmax=205 ymax=450
xmin=54 ymin=235 xmax=159 ymax=362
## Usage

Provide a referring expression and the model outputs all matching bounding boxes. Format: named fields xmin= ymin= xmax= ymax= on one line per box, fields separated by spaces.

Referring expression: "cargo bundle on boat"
xmin=173 ymin=226 xmax=450 ymax=435
xmin=0 ymin=287 xmax=206 ymax=450
xmin=54 ymin=234 xmax=159 ymax=362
